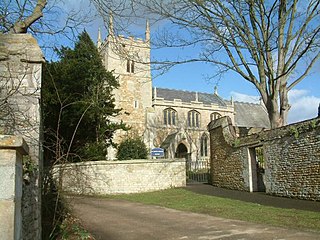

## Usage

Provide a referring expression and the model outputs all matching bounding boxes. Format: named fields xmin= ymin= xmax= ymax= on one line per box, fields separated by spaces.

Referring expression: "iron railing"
xmin=186 ymin=159 xmax=210 ymax=183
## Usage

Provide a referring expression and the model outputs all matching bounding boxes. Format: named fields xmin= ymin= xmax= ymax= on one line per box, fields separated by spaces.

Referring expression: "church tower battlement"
xmin=98 ymin=16 xmax=152 ymax=149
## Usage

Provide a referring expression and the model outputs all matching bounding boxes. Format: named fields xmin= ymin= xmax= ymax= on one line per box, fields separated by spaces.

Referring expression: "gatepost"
xmin=0 ymin=135 xmax=29 ymax=239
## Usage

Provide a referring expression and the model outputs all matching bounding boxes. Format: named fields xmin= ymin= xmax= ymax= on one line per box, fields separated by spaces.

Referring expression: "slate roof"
xmin=153 ymin=88 xmax=228 ymax=107
xmin=234 ymin=102 xmax=270 ymax=128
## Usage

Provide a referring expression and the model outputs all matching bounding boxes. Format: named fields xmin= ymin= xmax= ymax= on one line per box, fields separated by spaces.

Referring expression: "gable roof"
xmin=234 ymin=102 xmax=270 ymax=128
xmin=153 ymin=88 xmax=228 ymax=107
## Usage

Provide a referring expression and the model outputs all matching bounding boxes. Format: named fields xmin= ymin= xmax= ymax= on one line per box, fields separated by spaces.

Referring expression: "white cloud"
xmin=230 ymin=90 xmax=320 ymax=124
xmin=288 ymin=89 xmax=308 ymax=100
xmin=288 ymin=90 xmax=320 ymax=123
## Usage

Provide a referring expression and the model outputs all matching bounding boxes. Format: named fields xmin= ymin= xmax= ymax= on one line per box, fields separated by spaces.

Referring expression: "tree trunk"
xmin=266 ymin=97 xmax=284 ymax=129
xmin=279 ymin=86 xmax=290 ymax=126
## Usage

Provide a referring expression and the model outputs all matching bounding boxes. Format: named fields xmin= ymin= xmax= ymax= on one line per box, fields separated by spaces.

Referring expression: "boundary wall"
xmin=54 ymin=159 xmax=186 ymax=194
xmin=208 ymin=117 xmax=320 ymax=201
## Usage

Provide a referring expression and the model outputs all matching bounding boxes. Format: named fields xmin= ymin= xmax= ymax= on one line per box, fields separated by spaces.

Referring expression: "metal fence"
xmin=186 ymin=159 xmax=210 ymax=183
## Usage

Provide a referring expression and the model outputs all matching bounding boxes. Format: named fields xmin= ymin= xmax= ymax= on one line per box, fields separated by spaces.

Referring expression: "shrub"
xmin=117 ymin=138 xmax=148 ymax=160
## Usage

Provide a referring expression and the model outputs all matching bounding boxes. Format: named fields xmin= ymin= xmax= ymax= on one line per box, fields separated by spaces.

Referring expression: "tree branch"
xmin=10 ymin=0 xmax=47 ymax=33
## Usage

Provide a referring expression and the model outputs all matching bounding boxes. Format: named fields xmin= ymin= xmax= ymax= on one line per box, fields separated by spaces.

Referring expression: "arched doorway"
xmin=175 ymin=143 xmax=188 ymax=159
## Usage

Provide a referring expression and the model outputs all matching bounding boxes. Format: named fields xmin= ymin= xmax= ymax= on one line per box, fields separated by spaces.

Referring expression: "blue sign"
xmin=151 ymin=148 xmax=164 ymax=157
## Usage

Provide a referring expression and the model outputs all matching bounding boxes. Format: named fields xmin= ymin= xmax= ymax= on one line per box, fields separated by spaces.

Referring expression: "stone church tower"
xmin=98 ymin=16 xmax=152 ymax=159
xmin=97 ymin=17 xmax=270 ymax=161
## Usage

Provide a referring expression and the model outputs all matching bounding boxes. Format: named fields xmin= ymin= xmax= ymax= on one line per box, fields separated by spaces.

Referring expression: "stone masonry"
xmin=208 ymin=116 xmax=320 ymax=201
xmin=54 ymin=159 xmax=186 ymax=195
xmin=0 ymin=34 xmax=43 ymax=239
xmin=0 ymin=135 xmax=29 ymax=239
xmin=98 ymin=19 xmax=152 ymax=159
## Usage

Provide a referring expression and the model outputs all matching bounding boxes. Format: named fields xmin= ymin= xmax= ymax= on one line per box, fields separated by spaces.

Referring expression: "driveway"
xmin=69 ymin=196 xmax=320 ymax=240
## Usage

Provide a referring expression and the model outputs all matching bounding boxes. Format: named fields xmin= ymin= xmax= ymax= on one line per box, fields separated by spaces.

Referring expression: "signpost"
xmin=151 ymin=148 xmax=164 ymax=158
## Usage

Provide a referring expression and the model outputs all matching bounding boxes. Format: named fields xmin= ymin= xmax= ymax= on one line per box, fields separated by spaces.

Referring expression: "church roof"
xmin=234 ymin=102 xmax=270 ymax=128
xmin=153 ymin=88 xmax=228 ymax=107
xmin=152 ymin=87 xmax=270 ymax=129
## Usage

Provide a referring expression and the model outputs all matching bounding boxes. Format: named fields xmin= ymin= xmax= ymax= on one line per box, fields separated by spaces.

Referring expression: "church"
xmin=97 ymin=18 xmax=270 ymax=161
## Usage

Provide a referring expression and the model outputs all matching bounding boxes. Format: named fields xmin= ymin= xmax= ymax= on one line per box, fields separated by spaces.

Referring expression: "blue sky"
xmin=151 ymin=50 xmax=320 ymax=124
xmin=87 ymin=17 xmax=320 ymax=124
xmin=45 ymin=0 xmax=320 ymax=124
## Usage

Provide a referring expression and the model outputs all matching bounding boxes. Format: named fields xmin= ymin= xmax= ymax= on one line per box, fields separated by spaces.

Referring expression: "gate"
xmin=186 ymin=159 xmax=210 ymax=183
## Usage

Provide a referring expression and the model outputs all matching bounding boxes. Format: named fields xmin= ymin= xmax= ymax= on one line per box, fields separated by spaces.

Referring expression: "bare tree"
xmin=92 ymin=0 xmax=320 ymax=128
xmin=0 ymin=0 xmax=99 ymax=130
xmin=1 ymin=0 xmax=96 ymax=41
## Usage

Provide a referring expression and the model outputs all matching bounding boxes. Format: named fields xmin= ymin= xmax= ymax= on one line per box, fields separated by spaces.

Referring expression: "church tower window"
xmin=134 ymin=100 xmax=139 ymax=109
xmin=126 ymin=60 xmax=135 ymax=73
xmin=164 ymin=108 xmax=177 ymax=126
xmin=126 ymin=60 xmax=130 ymax=72
xmin=188 ymin=110 xmax=200 ymax=128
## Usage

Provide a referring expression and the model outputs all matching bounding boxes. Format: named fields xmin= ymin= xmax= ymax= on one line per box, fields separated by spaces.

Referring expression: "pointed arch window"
xmin=188 ymin=110 xmax=200 ymax=128
xmin=163 ymin=108 xmax=177 ymax=126
xmin=211 ymin=112 xmax=222 ymax=121
xmin=200 ymin=134 xmax=208 ymax=157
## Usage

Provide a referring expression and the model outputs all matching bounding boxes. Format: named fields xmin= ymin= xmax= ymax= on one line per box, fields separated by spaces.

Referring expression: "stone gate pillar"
xmin=0 ymin=135 xmax=28 ymax=239
xmin=0 ymin=34 xmax=44 ymax=239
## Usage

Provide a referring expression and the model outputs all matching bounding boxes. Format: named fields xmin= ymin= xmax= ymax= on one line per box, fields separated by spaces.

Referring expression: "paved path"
xmin=69 ymin=196 xmax=320 ymax=240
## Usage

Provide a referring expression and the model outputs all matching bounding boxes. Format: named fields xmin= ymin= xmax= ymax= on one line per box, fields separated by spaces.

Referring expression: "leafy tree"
xmin=117 ymin=138 xmax=148 ymax=160
xmin=42 ymin=31 xmax=126 ymax=163
xmin=93 ymin=0 xmax=320 ymax=128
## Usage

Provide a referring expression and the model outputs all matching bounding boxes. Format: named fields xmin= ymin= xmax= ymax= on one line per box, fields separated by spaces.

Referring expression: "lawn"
xmin=105 ymin=188 xmax=320 ymax=232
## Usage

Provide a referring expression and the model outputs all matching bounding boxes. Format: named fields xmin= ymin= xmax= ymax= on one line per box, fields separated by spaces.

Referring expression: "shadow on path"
xmin=186 ymin=183 xmax=320 ymax=212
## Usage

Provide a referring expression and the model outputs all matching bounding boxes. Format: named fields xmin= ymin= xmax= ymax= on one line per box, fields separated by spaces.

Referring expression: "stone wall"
xmin=208 ymin=117 xmax=320 ymax=201
xmin=54 ymin=159 xmax=186 ymax=195
xmin=0 ymin=34 xmax=43 ymax=239
xmin=208 ymin=117 xmax=247 ymax=190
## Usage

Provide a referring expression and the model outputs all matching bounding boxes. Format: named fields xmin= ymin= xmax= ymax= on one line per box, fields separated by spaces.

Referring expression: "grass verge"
xmin=104 ymin=188 xmax=320 ymax=232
